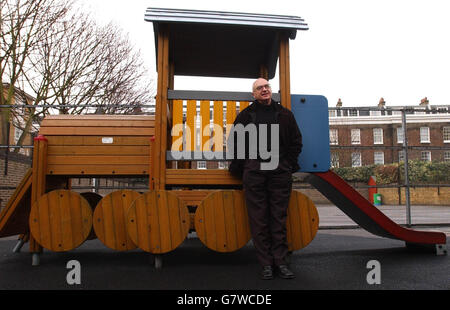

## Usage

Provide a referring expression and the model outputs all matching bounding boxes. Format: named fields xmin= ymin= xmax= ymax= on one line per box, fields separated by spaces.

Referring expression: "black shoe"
xmin=275 ymin=265 xmax=295 ymax=279
xmin=260 ymin=265 xmax=274 ymax=280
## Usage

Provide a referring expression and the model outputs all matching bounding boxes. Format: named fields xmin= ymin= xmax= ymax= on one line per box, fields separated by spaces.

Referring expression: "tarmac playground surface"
xmin=0 ymin=204 xmax=448 ymax=291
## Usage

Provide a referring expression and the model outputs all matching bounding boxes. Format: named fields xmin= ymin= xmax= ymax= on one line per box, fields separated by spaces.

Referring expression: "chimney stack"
xmin=420 ymin=97 xmax=429 ymax=106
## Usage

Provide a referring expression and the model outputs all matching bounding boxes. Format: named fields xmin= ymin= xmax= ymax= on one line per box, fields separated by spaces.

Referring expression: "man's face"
xmin=252 ymin=78 xmax=272 ymax=104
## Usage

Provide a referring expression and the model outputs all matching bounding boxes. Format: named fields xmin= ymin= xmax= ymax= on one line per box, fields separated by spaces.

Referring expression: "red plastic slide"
xmin=306 ymin=171 xmax=447 ymax=250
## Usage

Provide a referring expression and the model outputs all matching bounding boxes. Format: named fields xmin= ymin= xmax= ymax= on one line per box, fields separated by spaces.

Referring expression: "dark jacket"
xmin=228 ymin=99 xmax=302 ymax=178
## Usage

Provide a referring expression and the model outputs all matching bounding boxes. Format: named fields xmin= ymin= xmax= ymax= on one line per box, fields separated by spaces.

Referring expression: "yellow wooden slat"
xmin=286 ymin=190 xmax=319 ymax=251
xmin=225 ymin=101 xmax=237 ymax=139
xmin=47 ymin=155 xmax=149 ymax=165
xmin=41 ymin=119 xmax=155 ymax=128
xmin=172 ymin=190 xmax=214 ymax=206
xmin=42 ymin=114 xmax=155 ymax=121
xmin=166 ymin=169 xmax=241 ymax=185
xmin=47 ymin=164 xmax=149 ymax=176
xmin=47 ymin=136 xmax=151 ymax=146
xmin=39 ymin=127 xmax=155 ymax=136
xmin=239 ymin=101 xmax=250 ymax=112
xmin=186 ymin=100 xmax=197 ymax=151
xmin=171 ymin=99 xmax=184 ymax=151
xmin=222 ymin=191 xmax=238 ymax=251
xmin=200 ymin=100 xmax=211 ymax=152
xmin=157 ymin=191 xmax=171 ymax=252
xmin=48 ymin=145 xmax=149 ymax=156
xmin=213 ymin=101 xmax=224 ymax=152
xmin=213 ymin=191 xmax=226 ymax=251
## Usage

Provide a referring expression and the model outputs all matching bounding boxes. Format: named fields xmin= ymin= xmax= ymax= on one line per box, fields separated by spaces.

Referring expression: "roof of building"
xmin=144 ymin=8 xmax=309 ymax=79
xmin=144 ymin=8 xmax=309 ymax=35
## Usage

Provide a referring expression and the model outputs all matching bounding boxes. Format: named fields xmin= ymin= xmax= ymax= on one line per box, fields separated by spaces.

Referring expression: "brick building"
xmin=329 ymin=98 xmax=450 ymax=167
xmin=1 ymin=84 xmax=36 ymax=156
xmin=1 ymin=85 xmax=36 ymax=211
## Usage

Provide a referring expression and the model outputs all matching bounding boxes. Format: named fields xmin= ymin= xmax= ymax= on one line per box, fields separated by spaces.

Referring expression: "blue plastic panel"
xmin=291 ymin=94 xmax=330 ymax=172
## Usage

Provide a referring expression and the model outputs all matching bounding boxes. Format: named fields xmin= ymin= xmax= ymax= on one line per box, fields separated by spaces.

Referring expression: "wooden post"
xmin=149 ymin=137 xmax=155 ymax=190
xmin=279 ymin=34 xmax=291 ymax=110
xmin=154 ymin=25 xmax=170 ymax=190
xmin=29 ymin=135 xmax=47 ymax=265
xmin=259 ymin=65 xmax=269 ymax=80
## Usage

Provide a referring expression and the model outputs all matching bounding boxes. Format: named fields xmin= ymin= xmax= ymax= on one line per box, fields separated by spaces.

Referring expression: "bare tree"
xmin=1 ymin=0 xmax=155 ymax=148
xmin=1 ymin=0 xmax=69 ymax=144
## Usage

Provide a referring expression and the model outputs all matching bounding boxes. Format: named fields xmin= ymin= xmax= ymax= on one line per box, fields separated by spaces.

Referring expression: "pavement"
xmin=316 ymin=203 xmax=450 ymax=228
xmin=0 ymin=204 xmax=448 ymax=295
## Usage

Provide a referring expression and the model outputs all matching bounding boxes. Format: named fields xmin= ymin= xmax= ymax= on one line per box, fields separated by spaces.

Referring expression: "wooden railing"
xmin=164 ymin=90 xmax=280 ymax=186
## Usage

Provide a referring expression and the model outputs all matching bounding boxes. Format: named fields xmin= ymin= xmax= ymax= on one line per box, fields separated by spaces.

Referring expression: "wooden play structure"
xmin=0 ymin=9 xmax=319 ymax=266
xmin=0 ymin=8 xmax=445 ymax=267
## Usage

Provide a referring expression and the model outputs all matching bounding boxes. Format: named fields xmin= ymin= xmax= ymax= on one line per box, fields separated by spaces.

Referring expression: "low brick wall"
xmin=0 ymin=153 xmax=32 ymax=211
xmin=292 ymin=182 xmax=369 ymax=205
xmin=378 ymin=186 xmax=450 ymax=205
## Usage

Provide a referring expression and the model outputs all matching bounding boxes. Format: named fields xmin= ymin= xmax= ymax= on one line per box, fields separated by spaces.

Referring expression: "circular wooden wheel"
xmin=126 ymin=190 xmax=190 ymax=254
xmin=93 ymin=190 xmax=141 ymax=251
xmin=286 ymin=190 xmax=320 ymax=252
xmin=195 ymin=190 xmax=251 ymax=253
xmin=29 ymin=190 xmax=92 ymax=252
xmin=80 ymin=192 xmax=102 ymax=240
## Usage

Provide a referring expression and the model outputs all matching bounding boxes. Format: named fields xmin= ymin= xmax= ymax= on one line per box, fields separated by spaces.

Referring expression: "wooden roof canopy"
xmin=145 ymin=8 xmax=309 ymax=79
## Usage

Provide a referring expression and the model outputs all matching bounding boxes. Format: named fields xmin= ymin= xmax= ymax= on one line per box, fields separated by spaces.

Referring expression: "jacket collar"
xmin=248 ymin=99 xmax=282 ymax=123
xmin=249 ymin=99 xmax=281 ymax=111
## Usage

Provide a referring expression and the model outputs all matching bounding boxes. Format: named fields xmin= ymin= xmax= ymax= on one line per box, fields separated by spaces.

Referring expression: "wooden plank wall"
xmin=39 ymin=115 xmax=154 ymax=176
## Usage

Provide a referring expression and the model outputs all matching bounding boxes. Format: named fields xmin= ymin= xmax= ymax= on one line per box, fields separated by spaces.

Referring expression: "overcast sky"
xmin=78 ymin=0 xmax=450 ymax=107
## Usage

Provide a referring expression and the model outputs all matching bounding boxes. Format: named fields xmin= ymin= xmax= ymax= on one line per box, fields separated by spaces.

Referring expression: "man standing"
xmin=228 ymin=78 xmax=303 ymax=279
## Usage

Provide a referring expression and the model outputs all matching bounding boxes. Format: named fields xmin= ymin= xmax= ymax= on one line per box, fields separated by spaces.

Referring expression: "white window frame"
xmin=351 ymin=129 xmax=361 ymax=145
xmin=331 ymin=153 xmax=339 ymax=168
xmin=348 ymin=109 xmax=358 ymax=117
xmin=351 ymin=152 xmax=362 ymax=167
xmin=374 ymin=152 xmax=385 ymax=165
xmin=443 ymin=127 xmax=450 ymax=143
xmin=420 ymin=127 xmax=430 ymax=143
xmin=444 ymin=151 xmax=450 ymax=162
xmin=396 ymin=127 xmax=404 ymax=144
xmin=197 ymin=161 xmax=207 ymax=169
xmin=330 ymin=129 xmax=338 ymax=145
xmin=373 ymin=128 xmax=383 ymax=144
xmin=421 ymin=151 xmax=431 ymax=162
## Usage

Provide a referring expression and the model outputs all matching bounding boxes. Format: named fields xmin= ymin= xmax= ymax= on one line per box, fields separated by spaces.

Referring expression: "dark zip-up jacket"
xmin=228 ymin=99 xmax=303 ymax=178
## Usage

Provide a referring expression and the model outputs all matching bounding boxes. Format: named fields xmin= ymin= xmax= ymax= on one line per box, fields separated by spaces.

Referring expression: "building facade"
xmin=329 ymin=99 xmax=450 ymax=167
xmin=1 ymin=84 xmax=36 ymax=156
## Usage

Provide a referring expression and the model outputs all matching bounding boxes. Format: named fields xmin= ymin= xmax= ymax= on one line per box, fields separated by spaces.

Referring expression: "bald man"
xmin=228 ymin=78 xmax=303 ymax=279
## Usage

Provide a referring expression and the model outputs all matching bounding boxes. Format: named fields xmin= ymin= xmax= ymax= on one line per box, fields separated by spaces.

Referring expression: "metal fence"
xmin=1 ymin=104 xmax=450 ymax=226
